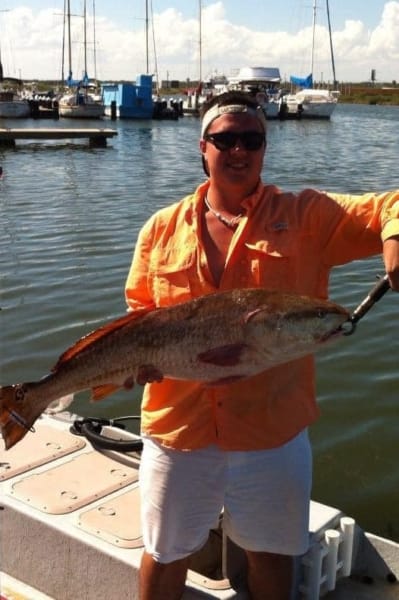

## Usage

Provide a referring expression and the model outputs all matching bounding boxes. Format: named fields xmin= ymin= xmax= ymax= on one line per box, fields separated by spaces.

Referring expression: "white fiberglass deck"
xmin=0 ymin=413 xmax=398 ymax=599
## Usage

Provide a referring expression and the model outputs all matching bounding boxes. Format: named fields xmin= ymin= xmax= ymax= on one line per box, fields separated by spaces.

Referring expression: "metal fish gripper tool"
xmin=343 ymin=274 xmax=392 ymax=335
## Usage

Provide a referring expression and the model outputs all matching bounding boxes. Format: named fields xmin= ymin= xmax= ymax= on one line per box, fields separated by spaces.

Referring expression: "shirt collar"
xmin=191 ymin=179 xmax=265 ymax=213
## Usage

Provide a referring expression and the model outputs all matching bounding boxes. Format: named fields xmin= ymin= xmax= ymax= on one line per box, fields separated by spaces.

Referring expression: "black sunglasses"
xmin=204 ymin=130 xmax=265 ymax=151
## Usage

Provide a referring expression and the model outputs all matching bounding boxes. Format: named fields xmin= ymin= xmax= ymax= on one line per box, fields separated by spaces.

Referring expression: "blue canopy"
xmin=290 ymin=74 xmax=313 ymax=88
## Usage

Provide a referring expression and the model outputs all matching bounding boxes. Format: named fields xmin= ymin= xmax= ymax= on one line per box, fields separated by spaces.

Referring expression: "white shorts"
xmin=139 ymin=430 xmax=312 ymax=563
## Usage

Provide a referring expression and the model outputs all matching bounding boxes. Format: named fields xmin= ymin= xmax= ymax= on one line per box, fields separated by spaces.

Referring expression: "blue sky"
xmin=1 ymin=1 xmax=398 ymax=83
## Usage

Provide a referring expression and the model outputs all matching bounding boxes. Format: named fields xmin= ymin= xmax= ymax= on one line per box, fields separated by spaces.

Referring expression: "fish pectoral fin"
xmin=91 ymin=384 xmax=121 ymax=402
xmin=198 ymin=343 xmax=247 ymax=366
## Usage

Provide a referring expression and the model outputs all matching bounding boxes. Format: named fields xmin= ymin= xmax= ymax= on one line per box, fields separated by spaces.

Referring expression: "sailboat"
xmin=102 ymin=0 xmax=179 ymax=120
xmin=0 ymin=19 xmax=30 ymax=118
xmin=0 ymin=74 xmax=30 ymax=119
xmin=284 ymin=0 xmax=338 ymax=119
xmin=58 ymin=0 xmax=104 ymax=119
xmin=182 ymin=0 xmax=208 ymax=116
xmin=101 ymin=0 xmax=154 ymax=119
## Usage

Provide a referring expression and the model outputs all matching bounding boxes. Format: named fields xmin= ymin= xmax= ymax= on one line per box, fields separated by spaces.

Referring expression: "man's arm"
xmin=383 ymin=235 xmax=399 ymax=291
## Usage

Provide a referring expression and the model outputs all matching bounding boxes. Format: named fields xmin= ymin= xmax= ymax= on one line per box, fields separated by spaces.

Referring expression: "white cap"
xmin=201 ymin=103 xmax=267 ymax=137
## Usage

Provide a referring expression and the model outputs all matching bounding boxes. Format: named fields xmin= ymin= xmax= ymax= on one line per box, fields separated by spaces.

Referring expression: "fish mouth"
xmin=320 ymin=324 xmax=347 ymax=342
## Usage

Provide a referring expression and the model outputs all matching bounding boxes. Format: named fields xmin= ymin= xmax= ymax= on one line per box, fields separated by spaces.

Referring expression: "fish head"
xmin=280 ymin=302 xmax=350 ymax=344
xmin=245 ymin=293 xmax=350 ymax=363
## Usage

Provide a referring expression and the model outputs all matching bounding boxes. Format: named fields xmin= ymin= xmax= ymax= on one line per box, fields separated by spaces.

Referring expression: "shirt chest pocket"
xmin=246 ymin=235 xmax=296 ymax=290
xmin=148 ymin=247 xmax=196 ymax=306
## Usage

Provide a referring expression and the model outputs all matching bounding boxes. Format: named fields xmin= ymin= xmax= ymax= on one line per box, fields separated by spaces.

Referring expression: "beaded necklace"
xmin=204 ymin=195 xmax=243 ymax=229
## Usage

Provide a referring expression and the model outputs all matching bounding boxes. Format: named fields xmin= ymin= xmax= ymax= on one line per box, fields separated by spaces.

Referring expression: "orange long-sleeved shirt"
xmin=125 ymin=181 xmax=399 ymax=451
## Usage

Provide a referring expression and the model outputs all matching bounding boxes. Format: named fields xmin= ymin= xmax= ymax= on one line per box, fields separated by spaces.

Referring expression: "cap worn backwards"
xmin=201 ymin=103 xmax=267 ymax=138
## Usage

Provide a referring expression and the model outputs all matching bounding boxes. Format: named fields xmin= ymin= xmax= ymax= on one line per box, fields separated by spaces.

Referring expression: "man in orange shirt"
xmin=125 ymin=91 xmax=399 ymax=600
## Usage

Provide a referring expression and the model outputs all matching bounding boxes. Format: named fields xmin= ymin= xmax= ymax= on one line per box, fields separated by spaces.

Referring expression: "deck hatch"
xmin=9 ymin=451 xmax=139 ymax=514
xmin=0 ymin=425 xmax=86 ymax=481
xmin=77 ymin=487 xmax=143 ymax=548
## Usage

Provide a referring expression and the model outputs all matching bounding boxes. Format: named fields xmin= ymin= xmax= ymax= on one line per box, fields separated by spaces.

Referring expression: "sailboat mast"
xmin=199 ymin=0 xmax=202 ymax=84
xmin=145 ymin=0 xmax=149 ymax=74
xmin=92 ymin=0 xmax=97 ymax=81
xmin=326 ymin=0 xmax=337 ymax=87
xmin=310 ymin=0 xmax=316 ymax=81
xmin=61 ymin=0 xmax=66 ymax=83
xmin=150 ymin=0 xmax=160 ymax=92
xmin=0 ymin=8 xmax=10 ymax=82
xmin=83 ymin=0 xmax=88 ymax=79
xmin=67 ymin=0 xmax=72 ymax=81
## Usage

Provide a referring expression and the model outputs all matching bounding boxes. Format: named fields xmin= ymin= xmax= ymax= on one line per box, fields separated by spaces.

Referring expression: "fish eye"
xmin=316 ymin=309 xmax=327 ymax=319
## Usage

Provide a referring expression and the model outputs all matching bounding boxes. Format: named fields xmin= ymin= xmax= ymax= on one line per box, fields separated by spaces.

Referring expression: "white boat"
xmin=58 ymin=88 xmax=104 ymax=119
xmin=284 ymin=88 xmax=338 ymax=119
xmin=284 ymin=0 xmax=338 ymax=119
xmin=0 ymin=88 xmax=30 ymax=119
xmin=58 ymin=0 xmax=104 ymax=119
xmin=228 ymin=66 xmax=282 ymax=119
xmin=0 ymin=11 xmax=30 ymax=119
xmin=0 ymin=45 xmax=30 ymax=118
xmin=182 ymin=86 xmax=208 ymax=117
xmin=181 ymin=74 xmax=228 ymax=117
xmin=1 ymin=411 xmax=397 ymax=600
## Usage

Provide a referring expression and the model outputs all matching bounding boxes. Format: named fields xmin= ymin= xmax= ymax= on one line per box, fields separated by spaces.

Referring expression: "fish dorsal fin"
xmin=52 ymin=307 xmax=153 ymax=371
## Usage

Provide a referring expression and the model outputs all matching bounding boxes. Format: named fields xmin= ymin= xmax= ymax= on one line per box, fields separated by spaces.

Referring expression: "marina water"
xmin=1 ymin=103 xmax=398 ymax=542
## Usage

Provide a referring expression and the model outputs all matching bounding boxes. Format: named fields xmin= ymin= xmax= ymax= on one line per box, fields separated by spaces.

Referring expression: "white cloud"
xmin=369 ymin=1 xmax=399 ymax=59
xmin=1 ymin=2 xmax=398 ymax=84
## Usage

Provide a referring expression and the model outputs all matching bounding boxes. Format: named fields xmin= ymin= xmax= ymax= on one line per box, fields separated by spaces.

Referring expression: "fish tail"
xmin=0 ymin=384 xmax=38 ymax=450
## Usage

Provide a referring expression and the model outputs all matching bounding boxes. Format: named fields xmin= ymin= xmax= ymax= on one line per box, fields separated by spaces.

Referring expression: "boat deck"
xmin=0 ymin=413 xmax=398 ymax=599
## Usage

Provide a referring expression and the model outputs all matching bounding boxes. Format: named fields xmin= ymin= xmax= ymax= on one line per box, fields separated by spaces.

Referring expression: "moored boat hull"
xmin=283 ymin=89 xmax=338 ymax=119
xmin=58 ymin=93 xmax=104 ymax=119
xmin=0 ymin=97 xmax=31 ymax=118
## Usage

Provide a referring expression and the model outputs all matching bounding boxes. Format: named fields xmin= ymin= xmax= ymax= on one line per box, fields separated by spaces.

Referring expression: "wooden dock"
xmin=0 ymin=127 xmax=118 ymax=148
